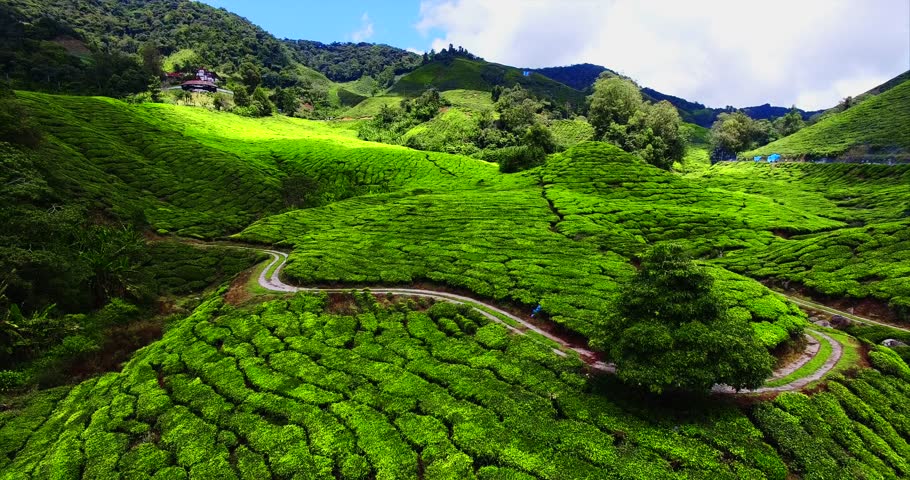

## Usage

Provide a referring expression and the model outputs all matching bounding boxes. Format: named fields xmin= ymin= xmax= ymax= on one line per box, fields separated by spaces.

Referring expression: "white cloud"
xmin=406 ymin=47 xmax=425 ymax=54
xmin=351 ymin=12 xmax=374 ymax=42
xmin=416 ymin=0 xmax=910 ymax=109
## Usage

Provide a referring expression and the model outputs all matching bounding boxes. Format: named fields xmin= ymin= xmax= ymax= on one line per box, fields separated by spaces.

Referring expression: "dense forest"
xmin=284 ymin=40 xmax=421 ymax=83
xmin=3 ymin=0 xmax=295 ymax=73
xmin=530 ymin=63 xmax=615 ymax=91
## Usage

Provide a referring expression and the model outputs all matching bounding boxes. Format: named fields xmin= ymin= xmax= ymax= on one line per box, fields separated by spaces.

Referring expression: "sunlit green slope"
xmin=743 ymin=80 xmax=910 ymax=160
xmin=15 ymin=92 xmax=284 ymax=238
xmin=695 ymin=161 xmax=910 ymax=316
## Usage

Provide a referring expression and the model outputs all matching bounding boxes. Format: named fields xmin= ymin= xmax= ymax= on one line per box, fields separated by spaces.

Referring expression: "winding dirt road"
xmin=257 ymin=249 xmax=613 ymax=371
xmin=779 ymin=294 xmax=910 ymax=333
xmin=250 ymin=248 xmax=855 ymax=393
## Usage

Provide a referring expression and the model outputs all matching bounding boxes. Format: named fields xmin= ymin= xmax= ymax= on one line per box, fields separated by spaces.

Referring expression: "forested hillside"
xmin=3 ymin=0 xmax=296 ymax=74
xmin=285 ymin=40 xmax=422 ymax=83
xmin=529 ymin=63 xmax=614 ymax=91
xmin=391 ymin=57 xmax=587 ymax=108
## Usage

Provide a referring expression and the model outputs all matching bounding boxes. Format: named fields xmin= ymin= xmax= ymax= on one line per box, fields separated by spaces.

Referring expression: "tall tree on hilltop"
xmin=588 ymin=76 xmax=643 ymax=138
xmin=773 ymin=107 xmax=806 ymax=137
xmin=588 ymin=75 xmax=685 ymax=169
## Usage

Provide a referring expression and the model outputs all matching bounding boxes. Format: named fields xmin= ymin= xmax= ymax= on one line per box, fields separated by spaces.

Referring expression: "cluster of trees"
xmin=422 ymin=44 xmax=483 ymax=64
xmin=195 ymin=61 xmax=340 ymax=118
xmin=709 ymin=108 xmax=806 ymax=160
xmin=587 ymin=75 xmax=686 ymax=169
xmin=0 ymin=10 xmax=157 ymax=98
xmin=358 ymin=85 xmax=560 ymax=172
xmin=481 ymin=86 xmax=558 ymax=172
xmin=358 ymin=89 xmax=452 ymax=143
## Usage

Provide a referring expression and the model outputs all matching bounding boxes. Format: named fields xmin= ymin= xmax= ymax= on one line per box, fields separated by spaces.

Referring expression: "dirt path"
xmin=778 ymin=293 xmax=910 ymax=333
xmin=252 ymin=249 xmax=859 ymax=393
xmin=258 ymin=250 xmax=613 ymax=371
xmin=712 ymin=330 xmax=842 ymax=394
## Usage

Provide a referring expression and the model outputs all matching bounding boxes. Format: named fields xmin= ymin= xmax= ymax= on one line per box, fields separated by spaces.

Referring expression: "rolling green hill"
xmin=285 ymin=40 xmax=422 ymax=82
xmin=743 ymin=80 xmax=910 ymax=160
xmin=390 ymin=57 xmax=587 ymax=108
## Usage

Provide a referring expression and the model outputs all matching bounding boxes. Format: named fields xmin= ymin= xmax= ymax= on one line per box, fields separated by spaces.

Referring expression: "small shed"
xmin=768 ymin=153 xmax=781 ymax=163
xmin=753 ymin=156 xmax=763 ymax=162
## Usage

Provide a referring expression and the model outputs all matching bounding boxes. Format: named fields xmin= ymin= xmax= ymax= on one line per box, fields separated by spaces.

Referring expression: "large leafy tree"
xmin=709 ymin=111 xmax=782 ymax=160
xmin=626 ymin=100 xmax=686 ymax=170
xmin=773 ymin=107 xmax=806 ymax=137
xmin=593 ymin=244 xmax=773 ymax=393
xmin=588 ymin=75 xmax=685 ymax=169
xmin=588 ymin=76 xmax=643 ymax=137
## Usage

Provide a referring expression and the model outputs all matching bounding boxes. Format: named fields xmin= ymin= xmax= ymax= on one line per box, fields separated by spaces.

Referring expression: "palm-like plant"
xmin=0 ymin=277 xmax=23 ymax=359
xmin=76 ymin=225 xmax=146 ymax=307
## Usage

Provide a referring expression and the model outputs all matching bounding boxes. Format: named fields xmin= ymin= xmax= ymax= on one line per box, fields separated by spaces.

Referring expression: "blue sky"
xmin=198 ymin=0 xmax=909 ymax=110
xmin=199 ymin=0 xmax=429 ymax=49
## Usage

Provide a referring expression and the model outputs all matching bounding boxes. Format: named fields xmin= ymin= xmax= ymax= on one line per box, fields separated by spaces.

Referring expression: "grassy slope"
xmin=549 ymin=119 xmax=595 ymax=150
xmin=390 ymin=58 xmax=587 ymax=107
xmin=342 ymin=96 xmax=403 ymax=118
xmin=674 ymin=123 xmax=712 ymax=174
xmin=440 ymin=89 xmax=495 ymax=111
xmin=743 ymin=80 xmax=910 ymax=159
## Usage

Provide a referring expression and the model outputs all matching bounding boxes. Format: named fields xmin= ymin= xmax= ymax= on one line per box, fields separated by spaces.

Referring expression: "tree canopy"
xmin=591 ymin=244 xmax=774 ymax=393
xmin=588 ymin=75 xmax=685 ymax=169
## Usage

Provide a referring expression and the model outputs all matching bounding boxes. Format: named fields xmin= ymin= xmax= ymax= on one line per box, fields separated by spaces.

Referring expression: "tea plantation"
xmin=694 ymin=161 xmax=910 ymax=319
xmin=742 ymin=80 xmax=910 ymax=160
xmin=4 ymin=292 xmax=910 ymax=479
xmin=4 ymin=91 xmax=910 ymax=478
xmin=235 ymin=143 xmax=807 ymax=342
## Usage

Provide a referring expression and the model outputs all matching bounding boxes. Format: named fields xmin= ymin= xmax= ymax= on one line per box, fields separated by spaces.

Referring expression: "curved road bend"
xmin=254 ymin=249 xmax=857 ymax=393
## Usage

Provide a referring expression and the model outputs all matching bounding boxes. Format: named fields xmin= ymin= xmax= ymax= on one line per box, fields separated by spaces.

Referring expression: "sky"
xmin=199 ymin=0 xmax=910 ymax=110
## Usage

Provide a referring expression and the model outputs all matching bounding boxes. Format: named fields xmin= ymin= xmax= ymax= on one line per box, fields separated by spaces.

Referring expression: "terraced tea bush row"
xmin=541 ymin=144 xmax=845 ymax=259
xmin=753 ymin=368 xmax=910 ymax=479
xmin=0 ymin=292 xmax=790 ymax=479
xmin=236 ymin=146 xmax=807 ymax=344
xmin=548 ymin=119 xmax=595 ymax=151
xmin=720 ymin=220 xmax=910 ymax=318
xmin=15 ymin=92 xmax=285 ymax=238
xmin=695 ymin=161 xmax=910 ymax=312
xmin=695 ymin=161 xmax=910 ymax=225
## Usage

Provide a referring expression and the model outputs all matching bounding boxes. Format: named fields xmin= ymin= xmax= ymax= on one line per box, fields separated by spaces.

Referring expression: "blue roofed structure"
xmin=768 ymin=153 xmax=781 ymax=163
